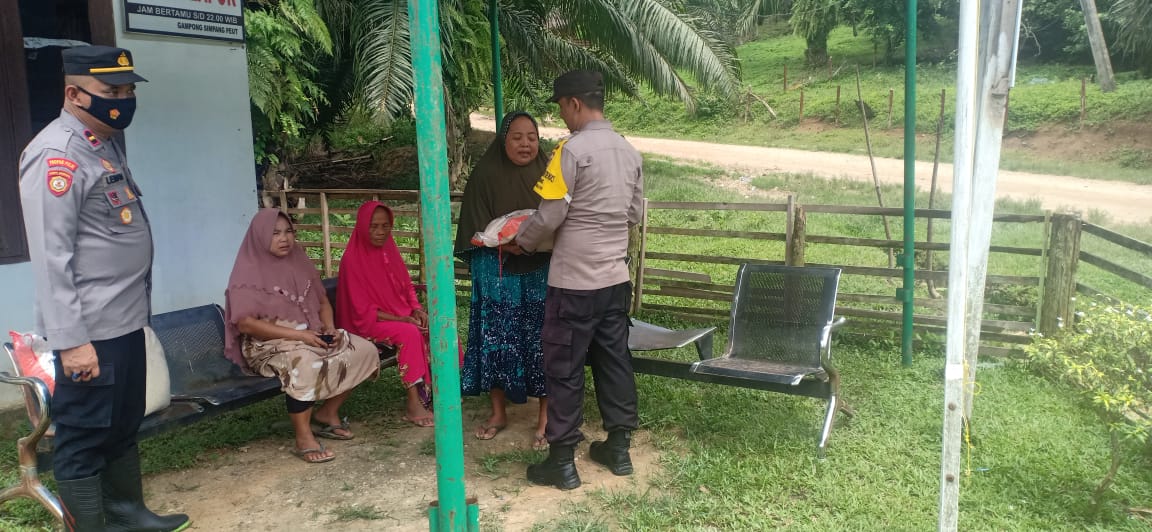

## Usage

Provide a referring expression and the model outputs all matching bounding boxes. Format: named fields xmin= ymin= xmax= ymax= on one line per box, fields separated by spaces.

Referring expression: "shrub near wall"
xmin=1023 ymin=298 xmax=1152 ymax=501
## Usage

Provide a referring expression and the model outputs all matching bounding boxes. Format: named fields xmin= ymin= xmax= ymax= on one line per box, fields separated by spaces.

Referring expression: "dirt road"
xmin=472 ymin=114 xmax=1152 ymax=225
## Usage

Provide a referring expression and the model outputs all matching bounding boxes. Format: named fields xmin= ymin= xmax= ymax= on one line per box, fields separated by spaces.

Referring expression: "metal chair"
xmin=690 ymin=264 xmax=851 ymax=457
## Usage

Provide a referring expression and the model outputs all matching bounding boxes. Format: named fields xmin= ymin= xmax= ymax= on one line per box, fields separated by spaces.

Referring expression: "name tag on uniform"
xmin=105 ymin=173 xmax=124 ymax=185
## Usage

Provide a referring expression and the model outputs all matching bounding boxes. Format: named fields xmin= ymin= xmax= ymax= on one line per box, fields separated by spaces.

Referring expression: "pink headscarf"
xmin=224 ymin=208 xmax=324 ymax=371
xmin=335 ymin=202 xmax=421 ymax=335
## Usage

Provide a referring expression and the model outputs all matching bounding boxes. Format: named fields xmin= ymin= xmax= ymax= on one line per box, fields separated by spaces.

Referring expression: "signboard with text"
xmin=124 ymin=0 xmax=244 ymax=42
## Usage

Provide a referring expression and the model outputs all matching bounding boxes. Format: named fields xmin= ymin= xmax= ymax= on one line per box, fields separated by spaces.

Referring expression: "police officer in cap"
xmin=19 ymin=45 xmax=190 ymax=531
xmin=510 ymin=69 xmax=645 ymax=490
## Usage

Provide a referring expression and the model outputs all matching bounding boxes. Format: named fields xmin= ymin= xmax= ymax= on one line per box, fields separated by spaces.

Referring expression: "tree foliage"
xmin=1111 ymin=0 xmax=1152 ymax=71
xmin=244 ymin=0 xmax=746 ymax=186
xmin=841 ymin=0 xmax=944 ymax=63
xmin=1023 ymin=298 xmax=1152 ymax=502
xmin=790 ymin=0 xmax=839 ymax=65
xmin=245 ymin=0 xmax=333 ymax=165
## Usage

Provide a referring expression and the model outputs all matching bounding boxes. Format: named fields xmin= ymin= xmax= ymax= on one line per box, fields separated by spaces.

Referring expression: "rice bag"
xmin=471 ymin=209 xmax=553 ymax=251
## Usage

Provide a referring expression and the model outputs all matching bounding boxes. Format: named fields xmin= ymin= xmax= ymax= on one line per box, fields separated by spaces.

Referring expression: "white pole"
xmin=963 ymin=0 xmax=1021 ymax=420
xmin=1009 ymin=0 xmax=1024 ymax=87
xmin=939 ymin=0 xmax=981 ymax=529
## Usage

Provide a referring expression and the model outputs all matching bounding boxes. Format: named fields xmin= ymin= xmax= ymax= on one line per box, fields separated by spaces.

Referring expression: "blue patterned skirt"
xmin=460 ymin=248 xmax=548 ymax=403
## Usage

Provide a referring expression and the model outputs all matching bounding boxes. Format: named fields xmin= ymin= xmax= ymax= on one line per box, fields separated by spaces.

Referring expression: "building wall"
xmin=0 ymin=7 xmax=256 ymax=408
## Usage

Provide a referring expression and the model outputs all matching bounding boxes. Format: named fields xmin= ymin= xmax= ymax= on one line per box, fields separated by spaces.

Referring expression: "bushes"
xmin=1022 ymin=298 xmax=1152 ymax=501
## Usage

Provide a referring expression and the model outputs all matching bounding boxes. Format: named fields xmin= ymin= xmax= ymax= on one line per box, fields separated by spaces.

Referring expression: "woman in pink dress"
xmin=336 ymin=201 xmax=451 ymax=427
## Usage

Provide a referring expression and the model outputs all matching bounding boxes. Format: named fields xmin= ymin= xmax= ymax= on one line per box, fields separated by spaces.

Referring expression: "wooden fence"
xmin=282 ymin=189 xmax=1152 ymax=357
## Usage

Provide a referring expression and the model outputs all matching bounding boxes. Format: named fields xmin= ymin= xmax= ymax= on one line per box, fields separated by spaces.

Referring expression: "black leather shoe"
xmin=526 ymin=444 xmax=581 ymax=490
xmin=589 ymin=431 xmax=633 ymax=476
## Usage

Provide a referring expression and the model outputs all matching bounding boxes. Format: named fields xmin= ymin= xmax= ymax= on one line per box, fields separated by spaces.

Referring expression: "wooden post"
xmin=320 ymin=192 xmax=332 ymax=277
xmin=1078 ymin=0 xmax=1117 ymax=92
xmin=828 ymin=56 xmax=833 ymax=79
xmin=1003 ymin=88 xmax=1011 ymax=131
xmin=784 ymin=195 xmax=795 ymax=265
xmin=632 ymin=199 xmax=649 ymax=314
xmin=1039 ymin=213 xmax=1082 ymax=336
xmin=278 ymin=189 xmax=288 ymax=214
xmin=783 ymin=64 xmax=788 ymax=91
xmin=788 ymin=205 xmax=807 ymax=267
xmin=887 ymin=88 xmax=895 ymax=129
xmin=835 ymin=85 xmax=841 ymax=126
xmin=1035 ymin=211 xmax=1053 ymax=328
xmin=1080 ymin=78 xmax=1087 ymax=128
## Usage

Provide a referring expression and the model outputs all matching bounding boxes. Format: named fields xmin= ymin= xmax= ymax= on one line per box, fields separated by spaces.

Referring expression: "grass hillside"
xmin=602 ymin=25 xmax=1152 ymax=183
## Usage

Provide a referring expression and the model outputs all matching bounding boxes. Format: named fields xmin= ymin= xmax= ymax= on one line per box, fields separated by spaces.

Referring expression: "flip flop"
xmin=532 ymin=434 xmax=549 ymax=451
xmin=311 ymin=416 xmax=354 ymax=440
xmin=291 ymin=443 xmax=335 ymax=464
xmin=402 ymin=415 xmax=435 ymax=428
xmin=474 ymin=422 xmax=506 ymax=440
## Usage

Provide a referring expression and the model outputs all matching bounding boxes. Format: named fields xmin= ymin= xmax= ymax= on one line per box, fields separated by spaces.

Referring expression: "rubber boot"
xmin=526 ymin=444 xmax=581 ymax=490
xmin=57 ymin=475 xmax=105 ymax=531
xmin=102 ymin=450 xmax=190 ymax=532
xmin=589 ymin=430 xmax=633 ymax=476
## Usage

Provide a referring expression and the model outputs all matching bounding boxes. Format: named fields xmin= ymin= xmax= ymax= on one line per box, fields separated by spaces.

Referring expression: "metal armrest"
xmin=820 ymin=317 xmax=847 ymax=369
xmin=0 ymin=371 xmax=51 ymax=438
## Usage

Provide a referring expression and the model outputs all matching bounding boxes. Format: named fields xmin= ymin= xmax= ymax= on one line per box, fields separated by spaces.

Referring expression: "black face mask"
xmin=76 ymin=87 xmax=137 ymax=130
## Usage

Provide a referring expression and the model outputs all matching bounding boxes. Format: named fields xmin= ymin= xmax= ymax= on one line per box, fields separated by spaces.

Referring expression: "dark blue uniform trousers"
xmin=541 ymin=282 xmax=639 ymax=447
xmin=52 ymin=329 xmax=147 ymax=480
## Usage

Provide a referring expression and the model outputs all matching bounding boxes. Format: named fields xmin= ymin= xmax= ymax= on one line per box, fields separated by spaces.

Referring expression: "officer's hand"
xmin=60 ymin=343 xmax=100 ymax=382
xmin=501 ymin=240 xmax=524 ymax=255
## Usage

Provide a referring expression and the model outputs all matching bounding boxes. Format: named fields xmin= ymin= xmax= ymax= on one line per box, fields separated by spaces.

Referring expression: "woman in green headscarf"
xmin=455 ymin=111 xmax=551 ymax=450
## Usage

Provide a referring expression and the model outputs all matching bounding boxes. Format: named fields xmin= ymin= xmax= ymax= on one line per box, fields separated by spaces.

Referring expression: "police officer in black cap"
xmin=511 ymin=69 xmax=645 ymax=490
xmin=19 ymin=45 xmax=190 ymax=531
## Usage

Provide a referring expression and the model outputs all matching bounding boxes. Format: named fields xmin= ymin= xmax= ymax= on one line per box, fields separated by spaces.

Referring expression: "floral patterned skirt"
xmin=461 ymin=247 xmax=548 ymax=403
xmin=243 ymin=329 xmax=380 ymax=402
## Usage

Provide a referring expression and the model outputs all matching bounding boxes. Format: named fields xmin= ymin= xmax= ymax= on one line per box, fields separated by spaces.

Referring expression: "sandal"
xmin=311 ymin=416 xmax=354 ymax=440
xmin=532 ymin=434 xmax=549 ymax=451
xmin=291 ymin=443 xmax=335 ymax=464
xmin=474 ymin=422 xmax=506 ymax=440
xmin=402 ymin=415 xmax=435 ymax=428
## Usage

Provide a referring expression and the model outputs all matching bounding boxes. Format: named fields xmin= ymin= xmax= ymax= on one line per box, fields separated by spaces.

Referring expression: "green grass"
xmin=602 ymin=24 xmax=1152 ymax=183
xmin=3 ymin=160 xmax=1152 ymax=530
xmin=329 ymin=504 xmax=387 ymax=521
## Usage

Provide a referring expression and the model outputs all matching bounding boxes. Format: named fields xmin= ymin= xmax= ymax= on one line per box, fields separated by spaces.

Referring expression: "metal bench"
xmin=1 ymin=280 xmax=397 ymax=523
xmin=632 ymin=264 xmax=852 ymax=458
xmin=628 ymin=319 xmax=716 ymax=360
xmin=0 ymin=304 xmax=279 ymax=522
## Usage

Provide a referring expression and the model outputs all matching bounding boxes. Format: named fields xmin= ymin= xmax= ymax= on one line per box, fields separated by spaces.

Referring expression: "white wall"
xmin=0 ymin=10 xmax=256 ymax=408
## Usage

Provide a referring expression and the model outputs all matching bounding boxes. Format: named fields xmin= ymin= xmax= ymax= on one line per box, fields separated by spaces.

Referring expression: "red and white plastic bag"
xmin=8 ymin=331 xmax=56 ymax=394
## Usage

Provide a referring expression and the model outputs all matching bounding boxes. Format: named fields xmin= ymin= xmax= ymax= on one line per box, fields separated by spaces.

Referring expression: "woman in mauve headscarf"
xmin=454 ymin=111 xmax=551 ymax=450
xmin=336 ymin=201 xmax=453 ymax=427
xmin=224 ymin=209 xmax=380 ymax=464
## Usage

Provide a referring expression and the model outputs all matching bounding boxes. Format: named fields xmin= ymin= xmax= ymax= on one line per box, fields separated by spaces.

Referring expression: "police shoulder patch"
xmin=47 ymin=170 xmax=74 ymax=197
xmin=46 ymin=157 xmax=79 ymax=171
xmin=533 ymin=140 xmax=570 ymax=201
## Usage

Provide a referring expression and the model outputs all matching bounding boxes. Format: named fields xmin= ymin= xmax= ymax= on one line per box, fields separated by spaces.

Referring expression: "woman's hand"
xmin=411 ymin=309 xmax=429 ymax=329
xmin=295 ymin=329 xmax=331 ymax=349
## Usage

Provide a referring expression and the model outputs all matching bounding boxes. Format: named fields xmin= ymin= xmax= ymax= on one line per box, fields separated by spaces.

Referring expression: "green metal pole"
xmin=900 ymin=0 xmax=917 ymax=366
xmin=406 ymin=1 xmax=477 ymax=531
xmin=489 ymin=0 xmax=503 ymax=121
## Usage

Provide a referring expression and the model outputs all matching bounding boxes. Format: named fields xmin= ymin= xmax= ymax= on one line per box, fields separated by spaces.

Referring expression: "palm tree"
xmin=790 ymin=0 xmax=838 ymax=65
xmin=314 ymin=0 xmax=745 ymax=187
xmin=1111 ymin=0 xmax=1152 ymax=73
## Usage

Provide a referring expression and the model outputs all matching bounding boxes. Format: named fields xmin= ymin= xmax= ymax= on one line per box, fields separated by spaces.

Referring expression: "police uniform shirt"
xmin=517 ymin=120 xmax=644 ymax=290
xmin=19 ymin=109 xmax=153 ymax=351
